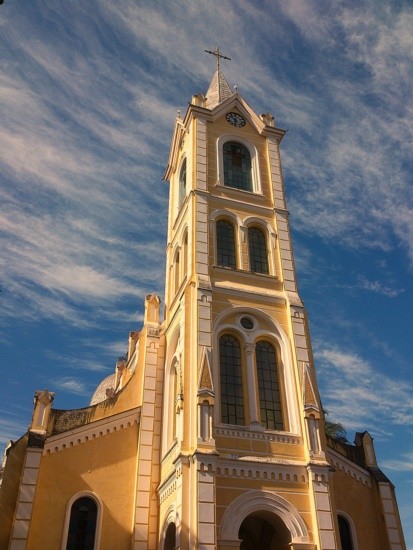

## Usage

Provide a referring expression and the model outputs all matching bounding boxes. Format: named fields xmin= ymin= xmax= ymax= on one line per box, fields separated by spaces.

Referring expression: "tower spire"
xmin=204 ymin=47 xmax=233 ymax=109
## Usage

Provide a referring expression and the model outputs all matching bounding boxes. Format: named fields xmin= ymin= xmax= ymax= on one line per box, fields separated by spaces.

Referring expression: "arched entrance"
xmin=219 ymin=490 xmax=310 ymax=549
xmin=164 ymin=522 xmax=176 ymax=550
xmin=238 ymin=512 xmax=291 ymax=550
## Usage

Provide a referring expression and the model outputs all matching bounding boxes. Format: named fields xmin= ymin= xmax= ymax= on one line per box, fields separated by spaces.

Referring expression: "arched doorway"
xmin=238 ymin=512 xmax=291 ymax=550
xmin=164 ymin=522 xmax=176 ymax=550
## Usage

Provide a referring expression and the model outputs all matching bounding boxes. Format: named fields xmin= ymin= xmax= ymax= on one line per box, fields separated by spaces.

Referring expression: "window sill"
xmin=214 ymin=182 xmax=266 ymax=199
xmin=213 ymin=265 xmax=278 ymax=280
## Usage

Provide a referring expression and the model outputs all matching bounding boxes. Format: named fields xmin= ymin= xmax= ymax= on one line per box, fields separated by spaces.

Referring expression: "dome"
xmin=90 ymin=373 xmax=116 ymax=405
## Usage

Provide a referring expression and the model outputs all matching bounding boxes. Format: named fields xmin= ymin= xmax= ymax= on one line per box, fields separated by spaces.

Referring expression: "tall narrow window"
xmin=223 ymin=141 xmax=252 ymax=191
xmin=179 ymin=159 xmax=187 ymax=206
xmin=248 ymin=227 xmax=269 ymax=274
xmin=183 ymin=231 xmax=188 ymax=278
xmin=216 ymin=220 xmax=236 ymax=268
xmin=219 ymin=335 xmax=244 ymax=425
xmin=66 ymin=497 xmax=97 ymax=550
xmin=338 ymin=515 xmax=354 ymax=550
xmin=256 ymin=341 xmax=283 ymax=430
xmin=167 ymin=363 xmax=177 ymax=445
xmin=174 ymin=251 xmax=180 ymax=294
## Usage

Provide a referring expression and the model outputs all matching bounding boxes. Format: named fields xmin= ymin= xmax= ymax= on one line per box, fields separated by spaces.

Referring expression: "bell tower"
xmin=160 ymin=57 xmax=335 ymax=550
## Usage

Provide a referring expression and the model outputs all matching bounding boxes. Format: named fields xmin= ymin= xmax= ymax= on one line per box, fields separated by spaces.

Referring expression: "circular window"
xmin=240 ymin=317 xmax=254 ymax=330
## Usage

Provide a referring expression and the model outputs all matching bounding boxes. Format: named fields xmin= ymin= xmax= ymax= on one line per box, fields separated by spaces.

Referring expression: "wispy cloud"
xmin=315 ymin=346 xmax=413 ymax=437
xmin=354 ymin=276 xmax=404 ymax=297
xmin=52 ymin=377 xmax=89 ymax=396
xmin=0 ymin=418 xmax=29 ymax=446
xmin=382 ymin=452 xmax=413 ymax=472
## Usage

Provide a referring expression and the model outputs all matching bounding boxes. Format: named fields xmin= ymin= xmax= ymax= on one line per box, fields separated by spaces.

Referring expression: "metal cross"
xmin=204 ymin=47 xmax=231 ymax=72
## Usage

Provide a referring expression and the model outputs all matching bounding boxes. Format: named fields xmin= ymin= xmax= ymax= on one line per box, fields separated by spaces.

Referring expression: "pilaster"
xmin=9 ymin=443 xmax=43 ymax=550
xmin=307 ymin=464 xmax=338 ymax=550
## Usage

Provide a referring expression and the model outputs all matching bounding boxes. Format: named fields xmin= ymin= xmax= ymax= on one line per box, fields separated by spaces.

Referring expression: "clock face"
xmin=225 ymin=112 xmax=246 ymax=128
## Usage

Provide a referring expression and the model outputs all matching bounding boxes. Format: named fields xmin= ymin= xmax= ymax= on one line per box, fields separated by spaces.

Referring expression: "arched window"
xmin=219 ymin=334 xmax=244 ymax=425
xmin=66 ymin=497 xmax=97 ymax=550
xmin=174 ymin=251 xmax=180 ymax=294
xmin=256 ymin=341 xmax=283 ymax=430
xmin=338 ymin=515 xmax=354 ymax=550
xmin=248 ymin=227 xmax=269 ymax=274
xmin=167 ymin=362 xmax=178 ymax=445
xmin=182 ymin=231 xmax=188 ymax=278
xmin=216 ymin=220 xmax=236 ymax=268
xmin=179 ymin=159 xmax=187 ymax=207
xmin=223 ymin=141 xmax=252 ymax=191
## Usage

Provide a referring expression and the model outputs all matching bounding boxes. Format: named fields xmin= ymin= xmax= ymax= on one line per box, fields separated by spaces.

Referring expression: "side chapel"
xmin=0 ymin=57 xmax=406 ymax=550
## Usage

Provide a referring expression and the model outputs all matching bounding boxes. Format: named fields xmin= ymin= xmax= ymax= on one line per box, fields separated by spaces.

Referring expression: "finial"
xmin=177 ymin=109 xmax=182 ymax=118
xmin=204 ymin=47 xmax=231 ymax=72
xmin=234 ymin=85 xmax=238 ymax=92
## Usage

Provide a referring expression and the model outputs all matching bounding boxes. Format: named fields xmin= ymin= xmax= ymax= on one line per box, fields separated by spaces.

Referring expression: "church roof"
xmin=90 ymin=372 xmax=116 ymax=405
xmin=205 ymin=70 xmax=233 ymax=109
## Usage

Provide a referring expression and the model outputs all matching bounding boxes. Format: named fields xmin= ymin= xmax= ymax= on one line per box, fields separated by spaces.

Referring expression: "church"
xmin=0 ymin=56 xmax=406 ymax=550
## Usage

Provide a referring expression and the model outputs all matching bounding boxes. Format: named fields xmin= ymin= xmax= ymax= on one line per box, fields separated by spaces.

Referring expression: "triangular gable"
xmin=303 ymin=363 xmax=320 ymax=413
xmin=209 ymin=93 xmax=265 ymax=133
xmin=198 ymin=347 xmax=214 ymax=396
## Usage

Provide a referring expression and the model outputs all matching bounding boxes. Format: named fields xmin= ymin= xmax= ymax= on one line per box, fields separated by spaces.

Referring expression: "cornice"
xmin=212 ymin=280 xmax=286 ymax=303
xmin=327 ymin=448 xmax=372 ymax=487
xmin=215 ymin=426 xmax=300 ymax=445
xmin=44 ymin=407 xmax=140 ymax=455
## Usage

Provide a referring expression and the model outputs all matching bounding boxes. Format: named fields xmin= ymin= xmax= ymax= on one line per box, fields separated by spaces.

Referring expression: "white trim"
xmin=61 ymin=491 xmax=103 ymax=550
xmin=160 ymin=507 xmax=178 ymax=550
xmin=210 ymin=209 xmax=242 ymax=269
xmin=219 ymin=490 xmax=310 ymax=543
xmin=216 ymin=134 xmax=262 ymax=194
xmin=243 ymin=215 xmax=276 ymax=276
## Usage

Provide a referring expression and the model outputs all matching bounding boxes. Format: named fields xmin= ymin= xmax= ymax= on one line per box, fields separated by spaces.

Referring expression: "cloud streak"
xmin=315 ymin=345 xmax=413 ymax=437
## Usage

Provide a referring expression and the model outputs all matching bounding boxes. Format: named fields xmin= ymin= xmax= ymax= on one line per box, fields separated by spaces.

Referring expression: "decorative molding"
xmin=327 ymin=448 xmax=372 ymax=487
xmin=219 ymin=490 xmax=310 ymax=543
xmin=213 ymin=280 xmax=284 ymax=301
xmin=197 ymin=275 xmax=212 ymax=291
xmin=215 ymin=457 xmax=308 ymax=484
xmin=44 ymin=408 xmax=140 ymax=455
xmin=215 ymin=426 xmax=300 ymax=445
xmin=158 ymin=470 xmax=179 ymax=504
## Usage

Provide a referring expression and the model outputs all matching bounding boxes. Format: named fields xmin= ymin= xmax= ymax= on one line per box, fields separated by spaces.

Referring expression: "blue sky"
xmin=1 ymin=0 xmax=412 ymax=545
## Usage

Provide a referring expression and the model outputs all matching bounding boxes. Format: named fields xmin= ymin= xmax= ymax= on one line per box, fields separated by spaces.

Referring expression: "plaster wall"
xmin=331 ymin=467 xmax=389 ymax=550
xmin=27 ymin=425 xmax=138 ymax=549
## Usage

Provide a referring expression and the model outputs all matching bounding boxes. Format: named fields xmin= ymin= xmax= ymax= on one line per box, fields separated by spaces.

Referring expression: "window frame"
xmin=248 ymin=226 xmax=269 ymax=274
xmin=178 ymin=157 xmax=187 ymax=208
xmin=222 ymin=141 xmax=253 ymax=192
xmin=337 ymin=513 xmax=357 ymax=550
xmin=61 ymin=492 xmax=102 ymax=550
xmin=255 ymin=340 xmax=284 ymax=431
xmin=216 ymin=134 xmax=261 ymax=194
xmin=213 ymin=309 xmax=300 ymax=435
xmin=216 ymin=219 xmax=237 ymax=269
xmin=219 ymin=333 xmax=246 ymax=426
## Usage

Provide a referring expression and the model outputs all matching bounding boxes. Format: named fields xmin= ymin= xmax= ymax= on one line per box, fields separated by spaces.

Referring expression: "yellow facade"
xmin=0 ymin=68 xmax=406 ymax=550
